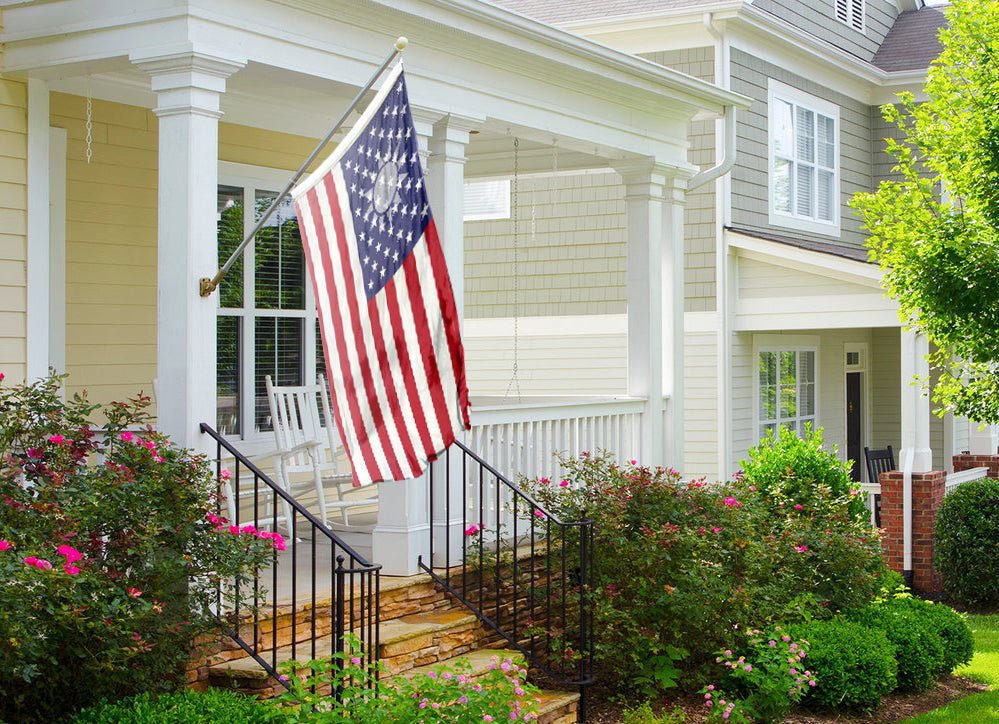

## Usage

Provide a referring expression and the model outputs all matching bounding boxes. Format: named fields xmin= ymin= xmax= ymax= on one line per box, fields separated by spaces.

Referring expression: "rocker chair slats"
xmin=265 ymin=375 xmax=376 ymax=529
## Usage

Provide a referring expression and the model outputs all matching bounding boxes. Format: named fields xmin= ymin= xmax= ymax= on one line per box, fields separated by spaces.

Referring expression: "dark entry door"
xmin=847 ymin=372 xmax=862 ymax=481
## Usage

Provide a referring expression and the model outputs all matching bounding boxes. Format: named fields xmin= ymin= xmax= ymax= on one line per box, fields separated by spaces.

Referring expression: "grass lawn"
xmin=903 ymin=614 xmax=999 ymax=722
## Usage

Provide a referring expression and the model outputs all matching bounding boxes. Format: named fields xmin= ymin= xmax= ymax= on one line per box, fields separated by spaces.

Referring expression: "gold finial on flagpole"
xmin=395 ymin=37 xmax=408 ymax=51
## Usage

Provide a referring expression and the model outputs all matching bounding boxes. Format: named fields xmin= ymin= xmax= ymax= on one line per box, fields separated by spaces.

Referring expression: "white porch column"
xmin=26 ymin=79 xmax=50 ymax=381
xmin=132 ymin=50 xmax=244 ymax=450
xmin=618 ymin=161 xmax=689 ymax=468
xmin=427 ymin=113 xmax=478 ymax=567
xmin=899 ymin=328 xmax=932 ymax=583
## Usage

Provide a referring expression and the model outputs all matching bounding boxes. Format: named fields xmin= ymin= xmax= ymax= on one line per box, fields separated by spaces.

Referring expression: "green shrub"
xmin=518 ymin=440 xmax=885 ymax=695
xmin=0 ymin=375 xmax=276 ymax=722
xmin=848 ymin=598 xmax=947 ymax=691
xmin=907 ymin=599 xmax=974 ymax=675
xmin=791 ymin=619 xmax=896 ymax=711
xmin=740 ymin=425 xmax=868 ymax=522
xmin=935 ymin=478 xmax=999 ymax=606
xmin=73 ymin=690 xmax=281 ymax=723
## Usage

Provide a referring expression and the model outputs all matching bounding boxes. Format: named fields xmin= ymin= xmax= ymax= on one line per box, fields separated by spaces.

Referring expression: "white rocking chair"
xmin=265 ymin=375 xmax=376 ymax=529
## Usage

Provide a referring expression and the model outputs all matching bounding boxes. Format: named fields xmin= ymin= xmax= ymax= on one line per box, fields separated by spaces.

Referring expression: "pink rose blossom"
xmin=23 ymin=556 xmax=38 ymax=566
xmin=464 ymin=523 xmax=481 ymax=536
xmin=724 ymin=496 xmax=738 ymax=507
xmin=711 ymin=526 xmax=723 ymax=534
xmin=119 ymin=431 xmax=134 ymax=442
xmin=272 ymin=534 xmax=287 ymax=551
xmin=629 ymin=459 xmax=638 ymax=466
xmin=534 ymin=509 xmax=544 ymax=518
xmin=220 ymin=469 xmax=232 ymax=480
xmin=27 ymin=448 xmax=42 ymax=459
xmin=794 ymin=503 xmax=804 ymax=510
xmin=794 ymin=544 xmax=808 ymax=552
xmin=48 ymin=435 xmax=65 ymax=445
xmin=228 ymin=525 xmax=240 ymax=535
xmin=127 ymin=587 xmax=143 ymax=598
xmin=0 ymin=540 xmax=11 ymax=551
xmin=558 ymin=479 xmax=569 ymax=487
xmin=57 ymin=545 xmax=83 ymax=563
xmin=64 ymin=564 xmax=81 ymax=575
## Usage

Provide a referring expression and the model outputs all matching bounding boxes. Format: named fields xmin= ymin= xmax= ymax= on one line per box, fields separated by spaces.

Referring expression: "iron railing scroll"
xmin=419 ymin=440 xmax=594 ymax=720
xmin=200 ymin=423 xmax=381 ymax=695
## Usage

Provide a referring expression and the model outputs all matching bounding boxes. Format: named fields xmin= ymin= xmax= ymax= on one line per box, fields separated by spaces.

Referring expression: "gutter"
xmin=689 ymin=12 xmax=738 ymax=191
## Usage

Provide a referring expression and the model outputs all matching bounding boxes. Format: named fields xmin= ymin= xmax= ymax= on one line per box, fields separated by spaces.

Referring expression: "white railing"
xmin=946 ymin=466 xmax=988 ymax=495
xmin=468 ymin=396 xmax=646 ymax=485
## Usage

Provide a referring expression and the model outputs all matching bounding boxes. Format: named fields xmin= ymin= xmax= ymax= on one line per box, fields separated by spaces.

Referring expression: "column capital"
xmin=614 ymin=158 xmax=694 ymax=201
xmin=131 ymin=47 xmax=245 ymax=119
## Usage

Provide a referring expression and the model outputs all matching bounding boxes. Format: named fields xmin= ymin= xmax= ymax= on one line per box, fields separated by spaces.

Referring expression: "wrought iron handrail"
xmin=419 ymin=439 xmax=594 ymax=720
xmin=200 ymin=423 xmax=381 ymax=691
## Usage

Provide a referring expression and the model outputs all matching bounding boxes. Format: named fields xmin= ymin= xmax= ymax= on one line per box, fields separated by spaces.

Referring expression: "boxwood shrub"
xmin=848 ymin=597 xmax=947 ymax=691
xmin=909 ymin=599 xmax=975 ymax=675
xmin=935 ymin=478 xmax=999 ymax=606
xmin=790 ymin=619 xmax=896 ymax=711
xmin=73 ymin=690 xmax=281 ymax=723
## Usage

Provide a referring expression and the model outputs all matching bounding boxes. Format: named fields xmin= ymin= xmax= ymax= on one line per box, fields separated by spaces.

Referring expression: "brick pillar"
xmin=952 ymin=453 xmax=999 ymax=478
xmin=879 ymin=469 xmax=946 ymax=594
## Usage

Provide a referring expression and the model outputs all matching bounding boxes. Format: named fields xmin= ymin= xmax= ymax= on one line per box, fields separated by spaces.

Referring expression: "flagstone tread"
xmin=535 ymin=689 xmax=581 ymax=724
xmin=392 ymin=648 xmax=525 ymax=680
xmin=209 ymin=609 xmax=480 ymax=681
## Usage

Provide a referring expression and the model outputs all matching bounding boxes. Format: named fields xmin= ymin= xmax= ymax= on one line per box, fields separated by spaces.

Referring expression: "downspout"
xmin=693 ymin=12 xmax=735 ymax=481
xmin=902 ymin=447 xmax=914 ymax=588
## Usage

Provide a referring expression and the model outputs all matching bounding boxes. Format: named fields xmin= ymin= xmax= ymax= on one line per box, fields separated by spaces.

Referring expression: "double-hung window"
xmin=768 ymin=80 xmax=839 ymax=235
xmin=757 ymin=346 xmax=817 ymax=440
xmin=216 ymin=165 xmax=324 ymax=441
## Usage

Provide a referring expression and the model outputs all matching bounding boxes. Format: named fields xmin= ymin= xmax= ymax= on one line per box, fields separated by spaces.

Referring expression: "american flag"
xmin=292 ymin=64 xmax=470 ymax=487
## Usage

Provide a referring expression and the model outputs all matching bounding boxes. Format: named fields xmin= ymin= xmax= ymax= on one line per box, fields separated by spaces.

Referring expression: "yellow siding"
xmin=52 ymin=93 xmax=321 ymax=408
xmin=51 ymin=92 xmax=158 ymax=406
xmin=0 ymin=76 xmax=26 ymax=383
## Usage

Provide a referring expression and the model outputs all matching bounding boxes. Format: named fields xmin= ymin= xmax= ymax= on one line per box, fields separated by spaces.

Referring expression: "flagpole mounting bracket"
xmin=199 ymin=277 xmax=217 ymax=297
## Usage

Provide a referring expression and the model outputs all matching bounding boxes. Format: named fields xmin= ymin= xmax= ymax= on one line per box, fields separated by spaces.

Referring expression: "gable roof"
xmin=872 ymin=6 xmax=948 ymax=72
xmin=486 ymin=0 xmax=714 ymax=25
xmin=726 ymin=227 xmax=872 ymax=264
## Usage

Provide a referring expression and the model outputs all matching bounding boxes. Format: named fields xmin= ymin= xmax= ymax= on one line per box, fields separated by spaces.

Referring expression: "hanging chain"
xmin=85 ymin=80 xmax=93 ymax=164
xmin=504 ymin=136 xmax=523 ymax=403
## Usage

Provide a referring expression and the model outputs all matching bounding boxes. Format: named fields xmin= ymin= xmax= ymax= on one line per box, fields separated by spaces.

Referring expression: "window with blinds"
xmin=769 ymin=80 xmax=840 ymax=234
xmin=835 ymin=0 xmax=865 ymax=33
xmin=216 ymin=182 xmax=322 ymax=438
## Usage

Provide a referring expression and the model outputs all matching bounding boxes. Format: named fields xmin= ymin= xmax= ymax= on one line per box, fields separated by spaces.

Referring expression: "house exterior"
xmin=0 ymin=0 xmax=748 ymax=574
xmin=479 ymin=0 xmax=999 ymax=484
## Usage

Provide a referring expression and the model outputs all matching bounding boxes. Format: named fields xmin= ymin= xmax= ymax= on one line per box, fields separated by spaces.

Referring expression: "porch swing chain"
xmin=85 ymin=80 xmax=93 ymax=165
xmin=503 ymin=137 xmax=523 ymax=403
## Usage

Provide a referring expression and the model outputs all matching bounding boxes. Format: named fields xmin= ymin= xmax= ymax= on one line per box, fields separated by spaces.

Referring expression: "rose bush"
xmin=0 ymin=374 xmax=276 ymax=722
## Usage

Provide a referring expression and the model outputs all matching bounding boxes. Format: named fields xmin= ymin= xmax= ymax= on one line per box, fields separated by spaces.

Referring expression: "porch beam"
xmin=132 ymin=49 xmax=245 ymax=449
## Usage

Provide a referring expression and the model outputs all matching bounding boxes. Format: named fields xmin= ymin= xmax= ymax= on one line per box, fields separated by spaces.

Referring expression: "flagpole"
xmin=200 ymin=36 xmax=409 ymax=297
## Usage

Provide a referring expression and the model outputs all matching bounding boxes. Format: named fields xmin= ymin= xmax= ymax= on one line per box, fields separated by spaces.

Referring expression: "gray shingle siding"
xmin=751 ymin=0 xmax=897 ymax=62
xmin=730 ymin=47 xmax=872 ymax=251
xmin=642 ymin=47 xmax=718 ymax=313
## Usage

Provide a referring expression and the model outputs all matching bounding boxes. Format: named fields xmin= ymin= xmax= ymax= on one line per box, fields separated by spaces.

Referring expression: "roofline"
xmin=560 ymin=2 xmax=935 ymax=90
xmin=445 ymin=0 xmax=751 ymax=110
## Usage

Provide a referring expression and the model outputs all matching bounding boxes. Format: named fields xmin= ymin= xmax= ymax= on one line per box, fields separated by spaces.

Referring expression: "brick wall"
xmin=952 ymin=453 xmax=999 ymax=478
xmin=879 ymin=469 xmax=946 ymax=594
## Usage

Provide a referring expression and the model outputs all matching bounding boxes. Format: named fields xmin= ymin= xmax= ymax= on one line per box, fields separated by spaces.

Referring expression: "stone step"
xmin=207 ymin=609 xmax=484 ymax=695
xmin=536 ymin=689 xmax=581 ymax=724
xmin=394 ymin=647 xmax=525 ymax=680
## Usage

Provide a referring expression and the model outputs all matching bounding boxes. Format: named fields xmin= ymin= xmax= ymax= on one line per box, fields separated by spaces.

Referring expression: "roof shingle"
xmin=872 ymin=6 xmax=947 ymax=72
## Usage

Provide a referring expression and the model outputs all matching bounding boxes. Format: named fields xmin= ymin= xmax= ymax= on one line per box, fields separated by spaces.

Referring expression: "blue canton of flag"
xmin=341 ymin=78 xmax=429 ymax=299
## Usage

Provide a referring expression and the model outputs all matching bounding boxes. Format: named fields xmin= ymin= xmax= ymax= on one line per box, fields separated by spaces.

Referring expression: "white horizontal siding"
xmin=684 ymin=331 xmax=719 ymax=480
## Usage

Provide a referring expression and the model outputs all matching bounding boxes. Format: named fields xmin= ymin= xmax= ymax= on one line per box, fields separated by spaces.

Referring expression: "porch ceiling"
xmin=0 ymin=0 xmax=748 ymax=171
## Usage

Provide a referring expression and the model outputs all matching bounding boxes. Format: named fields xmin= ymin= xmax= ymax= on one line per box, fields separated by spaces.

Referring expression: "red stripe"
xmin=424 ymin=220 xmax=471 ymax=429
xmin=383 ymin=277 xmax=436 ymax=459
xmin=366 ymin=285 xmax=421 ymax=477
xmin=302 ymin=183 xmax=380 ymax=485
xmin=322 ymin=172 xmax=404 ymax=482
xmin=403 ymin=239 xmax=454 ymax=456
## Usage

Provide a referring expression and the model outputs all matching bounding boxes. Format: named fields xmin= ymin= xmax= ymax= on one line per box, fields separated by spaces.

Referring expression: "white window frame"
xmin=767 ymin=80 xmax=841 ymax=237
xmin=464 ymin=178 xmax=511 ymax=221
xmin=217 ymin=161 xmax=321 ymax=452
xmin=835 ymin=0 xmax=866 ymax=33
xmin=753 ymin=334 xmax=820 ymax=442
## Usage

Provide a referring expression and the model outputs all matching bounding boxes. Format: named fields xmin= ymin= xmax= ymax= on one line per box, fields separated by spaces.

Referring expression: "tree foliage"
xmin=852 ymin=0 xmax=999 ymax=422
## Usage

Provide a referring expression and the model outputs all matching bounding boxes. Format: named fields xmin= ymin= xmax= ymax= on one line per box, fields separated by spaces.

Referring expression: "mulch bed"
xmin=585 ymin=675 xmax=989 ymax=722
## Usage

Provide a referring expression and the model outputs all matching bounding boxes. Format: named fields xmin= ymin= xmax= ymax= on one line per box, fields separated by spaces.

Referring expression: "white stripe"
xmin=393 ymin=241 xmax=447 ymax=455
xmin=371 ymin=275 xmax=424 ymax=477
xmin=415 ymin=233 xmax=462 ymax=439
xmin=296 ymin=191 xmax=372 ymax=485
xmin=326 ymin=167 xmax=414 ymax=479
